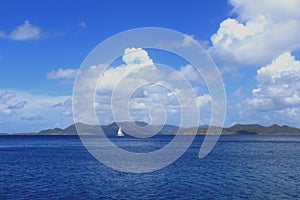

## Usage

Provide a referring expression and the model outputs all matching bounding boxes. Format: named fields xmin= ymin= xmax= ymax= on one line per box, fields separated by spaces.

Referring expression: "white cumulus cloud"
xmin=256 ymin=52 xmax=300 ymax=81
xmin=208 ymin=0 xmax=300 ymax=67
xmin=238 ymin=52 xmax=300 ymax=125
xmin=74 ymin=48 xmax=208 ymax=126
xmin=248 ymin=52 xmax=300 ymax=110
xmin=122 ymin=47 xmax=153 ymax=66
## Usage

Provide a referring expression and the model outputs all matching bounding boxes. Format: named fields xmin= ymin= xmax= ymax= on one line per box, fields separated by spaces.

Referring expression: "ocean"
xmin=0 ymin=135 xmax=299 ymax=199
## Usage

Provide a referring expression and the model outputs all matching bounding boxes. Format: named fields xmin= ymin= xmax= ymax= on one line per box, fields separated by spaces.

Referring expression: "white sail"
xmin=117 ymin=127 xmax=124 ymax=136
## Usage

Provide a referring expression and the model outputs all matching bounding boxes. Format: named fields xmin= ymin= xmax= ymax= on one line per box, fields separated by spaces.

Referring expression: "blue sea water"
xmin=0 ymin=135 xmax=299 ymax=199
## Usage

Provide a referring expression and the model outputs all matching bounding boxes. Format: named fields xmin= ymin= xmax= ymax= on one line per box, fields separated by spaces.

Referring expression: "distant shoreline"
xmin=1 ymin=133 xmax=300 ymax=136
xmin=2 ymin=122 xmax=300 ymax=136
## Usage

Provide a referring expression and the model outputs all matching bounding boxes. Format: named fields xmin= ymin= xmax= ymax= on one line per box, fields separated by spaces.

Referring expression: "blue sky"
xmin=1 ymin=0 xmax=300 ymax=132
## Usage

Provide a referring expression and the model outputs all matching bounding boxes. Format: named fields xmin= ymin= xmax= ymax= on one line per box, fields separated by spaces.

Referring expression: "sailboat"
xmin=117 ymin=127 xmax=124 ymax=137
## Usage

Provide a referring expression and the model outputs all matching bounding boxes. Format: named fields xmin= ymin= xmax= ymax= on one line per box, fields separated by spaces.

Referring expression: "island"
xmin=31 ymin=122 xmax=300 ymax=136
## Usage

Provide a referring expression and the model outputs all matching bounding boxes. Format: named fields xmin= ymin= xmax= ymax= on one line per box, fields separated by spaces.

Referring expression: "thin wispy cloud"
xmin=0 ymin=101 xmax=27 ymax=117
xmin=157 ymin=34 xmax=196 ymax=49
xmin=7 ymin=101 xmax=27 ymax=110
xmin=0 ymin=91 xmax=25 ymax=117
xmin=52 ymin=98 xmax=72 ymax=108
xmin=46 ymin=68 xmax=78 ymax=80
xmin=61 ymin=110 xmax=72 ymax=116
xmin=0 ymin=89 xmax=73 ymax=132
xmin=21 ymin=115 xmax=43 ymax=121
xmin=79 ymin=21 xmax=86 ymax=29
xmin=0 ymin=91 xmax=16 ymax=104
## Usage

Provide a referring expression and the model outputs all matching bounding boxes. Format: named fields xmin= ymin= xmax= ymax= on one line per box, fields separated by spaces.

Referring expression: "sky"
xmin=1 ymin=0 xmax=300 ymax=132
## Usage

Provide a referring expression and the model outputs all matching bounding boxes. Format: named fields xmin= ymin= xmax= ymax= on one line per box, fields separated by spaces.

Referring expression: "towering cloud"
xmin=209 ymin=0 xmax=300 ymax=66
xmin=249 ymin=52 xmax=300 ymax=110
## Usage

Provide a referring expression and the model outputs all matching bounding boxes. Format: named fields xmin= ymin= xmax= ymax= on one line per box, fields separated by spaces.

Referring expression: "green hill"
xmin=35 ymin=122 xmax=300 ymax=135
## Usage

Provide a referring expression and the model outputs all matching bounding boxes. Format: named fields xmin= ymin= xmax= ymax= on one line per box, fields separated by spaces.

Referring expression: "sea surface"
xmin=0 ymin=135 xmax=299 ymax=199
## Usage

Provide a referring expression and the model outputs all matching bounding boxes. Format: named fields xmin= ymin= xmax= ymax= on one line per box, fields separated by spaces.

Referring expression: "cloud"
xmin=247 ymin=52 xmax=300 ymax=111
xmin=46 ymin=68 xmax=77 ymax=80
xmin=75 ymin=47 xmax=208 ymax=126
xmin=197 ymin=94 xmax=211 ymax=107
xmin=230 ymin=0 xmax=300 ymax=21
xmin=1 ymin=101 xmax=27 ymax=116
xmin=177 ymin=64 xmax=202 ymax=82
xmin=0 ymin=108 xmax=14 ymax=116
xmin=0 ymin=20 xmax=42 ymax=41
xmin=256 ymin=52 xmax=300 ymax=81
xmin=157 ymin=34 xmax=196 ymax=48
xmin=0 ymin=91 xmax=16 ymax=104
xmin=52 ymin=98 xmax=72 ymax=108
xmin=208 ymin=0 xmax=300 ymax=67
xmin=53 ymin=98 xmax=73 ymax=117
xmin=7 ymin=101 xmax=27 ymax=110
xmin=61 ymin=110 xmax=72 ymax=116
xmin=0 ymin=89 xmax=73 ymax=132
xmin=236 ymin=52 xmax=300 ymax=126
xmin=79 ymin=21 xmax=86 ymax=29
xmin=21 ymin=115 xmax=43 ymax=121
xmin=122 ymin=47 xmax=153 ymax=66
xmin=210 ymin=0 xmax=300 ymax=127
xmin=0 ymin=92 xmax=26 ymax=116
xmin=170 ymin=34 xmax=196 ymax=48
xmin=92 ymin=48 xmax=155 ymax=91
